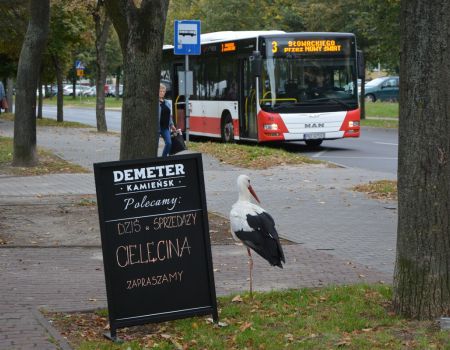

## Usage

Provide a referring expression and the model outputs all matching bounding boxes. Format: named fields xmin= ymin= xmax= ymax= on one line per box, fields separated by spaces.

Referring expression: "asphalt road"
xmin=42 ymin=105 xmax=122 ymax=131
xmin=42 ymin=105 xmax=398 ymax=175
xmin=295 ymin=127 xmax=398 ymax=175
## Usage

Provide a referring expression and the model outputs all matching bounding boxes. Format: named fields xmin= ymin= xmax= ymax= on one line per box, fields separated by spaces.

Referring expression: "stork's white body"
xmin=229 ymin=175 xmax=285 ymax=269
xmin=230 ymin=200 xmax=265 ymax=241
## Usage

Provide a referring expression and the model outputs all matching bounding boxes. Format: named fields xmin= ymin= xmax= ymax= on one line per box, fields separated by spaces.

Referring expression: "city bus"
xmin=161 ymin=31 xmax=363 ymax=146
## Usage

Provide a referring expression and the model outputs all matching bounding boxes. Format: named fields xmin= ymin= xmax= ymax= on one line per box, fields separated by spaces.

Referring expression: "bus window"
xmin=219 ymin=56 xmax=238 ymax=100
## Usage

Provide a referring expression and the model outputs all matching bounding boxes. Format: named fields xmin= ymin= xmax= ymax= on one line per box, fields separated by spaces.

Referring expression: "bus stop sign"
xmin=174 ymin=20 xmax=201 ymax=55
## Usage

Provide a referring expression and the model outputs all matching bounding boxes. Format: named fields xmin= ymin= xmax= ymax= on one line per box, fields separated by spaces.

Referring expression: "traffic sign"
xmin=174 ymin=20 xmax=201 ymax=55
xmin=75 ymin=60 xmax=85 ymax=69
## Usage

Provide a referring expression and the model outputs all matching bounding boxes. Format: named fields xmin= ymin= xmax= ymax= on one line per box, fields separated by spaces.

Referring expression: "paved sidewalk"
xmin=0 ymin=120 xmax=396 ymax=349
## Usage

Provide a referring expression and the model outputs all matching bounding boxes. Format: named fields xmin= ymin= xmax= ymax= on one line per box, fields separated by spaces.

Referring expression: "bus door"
xmin=172 ymin=63 xmax=186 ymax=131
xmin=240 ymin=59 xmax=258 ymax=139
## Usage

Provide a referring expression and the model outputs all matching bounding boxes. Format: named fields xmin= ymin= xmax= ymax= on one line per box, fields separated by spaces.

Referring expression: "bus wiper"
xmin=311 ymin=97 xmax=353 ymax=109
xmin=271 ymin=102 xmax=297 ymax=110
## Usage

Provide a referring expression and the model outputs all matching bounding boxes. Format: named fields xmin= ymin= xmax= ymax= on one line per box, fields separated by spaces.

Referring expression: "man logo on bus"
xmin=305 ymin=123 xmax=325 ymax=128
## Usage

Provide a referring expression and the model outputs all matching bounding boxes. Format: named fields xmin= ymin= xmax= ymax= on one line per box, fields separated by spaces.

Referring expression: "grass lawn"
xmin=0 ymin=135 xmax=88 ymax=176
xmin=45 ymin=284 xmax=450 ymax=349
xmin=365 ymin=101 xmax=399 ymax=119
xmin=361 ymin=118 xmax=398 ymax=128
xmin=42 ymin=95 xmax=123 ymax=109
xmin=361 ymin=101 xmax=399 ymax=129
xmin=188 ymin=140 xmax=323 ymax=169
xmin=363 ymin=101 xmax=399 ymax=128
xmin=353 ymin=180 xmax=398 ymax=201
xmin=0 ymin=113 xmax=91 ymax=128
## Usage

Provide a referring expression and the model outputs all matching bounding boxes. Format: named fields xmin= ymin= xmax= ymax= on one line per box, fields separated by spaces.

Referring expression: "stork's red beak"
xmin=248 ymin=185 xmax=260 ymax=204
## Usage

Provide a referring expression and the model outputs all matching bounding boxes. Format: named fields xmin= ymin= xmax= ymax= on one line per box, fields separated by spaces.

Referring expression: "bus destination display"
xmin=268 ymin=38 xmax=351 ymax=57
xmin=94 ymin=154 xmax=218 ymax=339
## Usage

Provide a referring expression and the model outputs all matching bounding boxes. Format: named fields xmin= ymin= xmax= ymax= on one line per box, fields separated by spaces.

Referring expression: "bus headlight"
xmin=264 ymin=123 xmax=279 ymax=130
xmin=349 ymin=121 xmax=360 ymax=127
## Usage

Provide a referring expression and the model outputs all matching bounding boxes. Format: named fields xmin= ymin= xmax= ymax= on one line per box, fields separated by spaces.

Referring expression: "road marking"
xmin=374 ymin=142 xmax=398 ymax=146
xmin=312 ymin=150 xmax=328 ymax=158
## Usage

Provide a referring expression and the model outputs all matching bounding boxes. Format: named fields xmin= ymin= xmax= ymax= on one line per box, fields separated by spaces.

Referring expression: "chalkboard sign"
xmin=94 ymin=154 xmax=218 ymax=339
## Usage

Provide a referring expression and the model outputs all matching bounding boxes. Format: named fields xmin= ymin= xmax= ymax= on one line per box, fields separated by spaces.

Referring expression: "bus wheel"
xmin=305 ymin=139 xmax=323 ymax=147
xmin=221 ymin=114 xmax=234 ymax=143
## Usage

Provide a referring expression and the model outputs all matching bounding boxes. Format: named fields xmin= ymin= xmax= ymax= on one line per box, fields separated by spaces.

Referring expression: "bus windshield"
xmin=260 ymin=57 xmax=358 ymax=112
xmin=260 ymin=36 xmax=358 ymax=112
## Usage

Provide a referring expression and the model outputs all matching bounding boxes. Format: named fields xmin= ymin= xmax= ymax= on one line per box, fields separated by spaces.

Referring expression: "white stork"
xmin=229 ymin=174 xmax=285 ymax=296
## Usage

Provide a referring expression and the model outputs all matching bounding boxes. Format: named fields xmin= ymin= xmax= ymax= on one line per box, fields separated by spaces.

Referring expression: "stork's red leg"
xmin=247 ymin=248 xmax=253 ymax=298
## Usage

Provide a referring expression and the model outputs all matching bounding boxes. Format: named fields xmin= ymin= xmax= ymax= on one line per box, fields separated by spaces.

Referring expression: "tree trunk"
xmin=94 ymin=2 xmax=111 ymax=133
xmin=105 ymin=0 xmax=169 ymax=160
xmin=51 ymin=53 xmax=64 ymax=122
xmin=393 ymin=0 xmax=450 ymax=320
xmin=6 ymin=78 xmax=14 ymax=113
xmin=13 ymin=0 xmax=50 ymax=167
xmin=72 ymin=78 xmax=77 ymax=99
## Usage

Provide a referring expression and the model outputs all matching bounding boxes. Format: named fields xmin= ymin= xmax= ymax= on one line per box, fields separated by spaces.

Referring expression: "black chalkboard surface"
xmin=94 ymin=154 xmax=218 ymax=339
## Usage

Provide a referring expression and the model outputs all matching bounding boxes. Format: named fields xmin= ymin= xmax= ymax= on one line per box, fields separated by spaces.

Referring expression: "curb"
xmin=33 ymin=308 xmax=73 ymax=350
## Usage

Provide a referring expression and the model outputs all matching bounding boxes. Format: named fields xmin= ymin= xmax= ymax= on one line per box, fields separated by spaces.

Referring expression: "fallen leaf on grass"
xmin=336 ymin=340 xmax=351 ymax=347
xmin=284 ymin=333 xmax=294 ymax=341
xmin=205 ymin=318 xmax=228 ymax=327
xmin=239 ymin=321 xmax=252 ymax=332
xmin=232 ymin=295 xmax=243 ymax=303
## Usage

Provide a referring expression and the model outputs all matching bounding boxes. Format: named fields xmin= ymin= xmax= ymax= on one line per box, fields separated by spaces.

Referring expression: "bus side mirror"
xmin=357 ymin=50 xmax=365 ymax=79
xmin=250 ymin=51 xmax=262 ymax=77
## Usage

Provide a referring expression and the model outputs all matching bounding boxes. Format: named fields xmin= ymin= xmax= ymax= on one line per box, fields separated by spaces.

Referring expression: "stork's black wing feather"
xmin=235 ymin=211 xmax=285 ymax=268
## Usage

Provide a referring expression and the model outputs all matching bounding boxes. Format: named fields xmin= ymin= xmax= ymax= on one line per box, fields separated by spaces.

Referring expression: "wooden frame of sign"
xmin=94 ymin=153 xmax=218 ymax=341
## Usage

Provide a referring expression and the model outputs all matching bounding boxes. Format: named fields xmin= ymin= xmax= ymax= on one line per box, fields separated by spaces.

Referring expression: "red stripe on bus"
xmin=189 ymin=115 xmax=239 ymax=137
xmin=339 ymin=109 xmax=361 ymax=138
xmin=257 ymin=110 xmax=288 ymax=142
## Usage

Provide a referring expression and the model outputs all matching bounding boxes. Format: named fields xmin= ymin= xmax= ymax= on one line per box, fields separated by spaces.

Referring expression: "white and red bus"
xmin=161 ymin=31 xmax=363 ymax=146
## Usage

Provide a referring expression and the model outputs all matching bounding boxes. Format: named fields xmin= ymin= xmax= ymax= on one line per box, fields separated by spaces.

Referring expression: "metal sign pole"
xmin=185 ymin=55 xmax=190 ymax=143
xmin=174 ymin=19 xmax=200 ymax=144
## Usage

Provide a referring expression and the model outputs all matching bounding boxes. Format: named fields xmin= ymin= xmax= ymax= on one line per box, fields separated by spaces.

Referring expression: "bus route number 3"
xmin=272 ymin=41 xmax=278 ymax=53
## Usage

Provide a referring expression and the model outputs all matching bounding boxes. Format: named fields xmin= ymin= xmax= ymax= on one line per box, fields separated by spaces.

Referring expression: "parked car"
xmin=47 ymin=86 xmax=58 ymax=97
xmin=82 ymin=86 xmax=96 ymax=97
xmin=364 ymin=76 xmax=399 ymax=102
xmin=106 ymin=84 xmax=123 ymax=97
xmin=63 ymin=84 xmax=90 ymax=96
xmin=344 ymin=79 xmax=361 ymax=95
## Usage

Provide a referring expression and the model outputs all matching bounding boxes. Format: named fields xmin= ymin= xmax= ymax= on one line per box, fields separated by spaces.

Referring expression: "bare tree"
xmin=105 ymin=0 xmax=169 ymax=160
xmin=393 ymin=0 xmax=450 ymax=319
xmin=13 ymin=0 xmax=50 ymax=166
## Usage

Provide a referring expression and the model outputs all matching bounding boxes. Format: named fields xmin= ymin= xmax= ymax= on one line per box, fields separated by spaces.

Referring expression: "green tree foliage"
xmin=49 ymin=0 xmax=95 ymax=83
xmin=0 ymin=3 xmax=28 ymax=78
xmin=365 ymin=0 xmax=400 ymax=72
